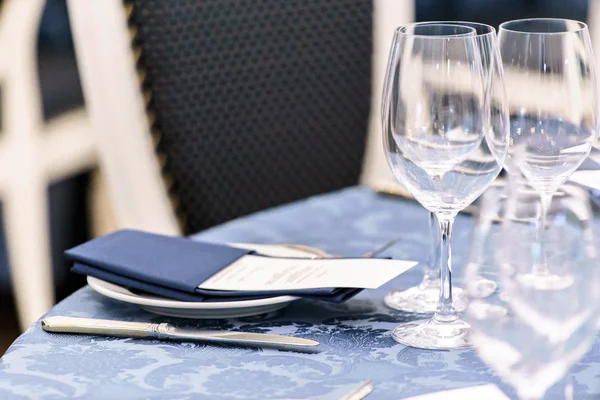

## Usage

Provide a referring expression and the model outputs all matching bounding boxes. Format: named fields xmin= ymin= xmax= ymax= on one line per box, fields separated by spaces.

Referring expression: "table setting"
xmin=2 ymin=18 xmax=600 ymax=400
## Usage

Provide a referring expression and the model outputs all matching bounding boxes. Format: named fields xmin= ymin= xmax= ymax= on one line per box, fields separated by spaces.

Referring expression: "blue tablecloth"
xmin=0 ymin=187 xmax=598 ymax=400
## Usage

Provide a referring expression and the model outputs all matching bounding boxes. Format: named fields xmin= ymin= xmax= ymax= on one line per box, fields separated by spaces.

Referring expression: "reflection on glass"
xmin=464 ymin=178 xmax=600 ymax=400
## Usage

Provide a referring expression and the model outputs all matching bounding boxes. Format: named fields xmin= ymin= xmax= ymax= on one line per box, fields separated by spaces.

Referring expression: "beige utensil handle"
xmin=340 ymin=381 xmax=373 ymax=400
xmin=42 ymin=316 xmax=158 ymax=338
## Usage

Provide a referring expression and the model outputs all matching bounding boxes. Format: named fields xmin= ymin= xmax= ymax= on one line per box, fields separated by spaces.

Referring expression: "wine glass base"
xmin=384 ymin=286 xmax=465 ymax=313
xmin=518 ymin=272 xmax=574 ymax=290
xmin=384 ymin=278 xmax=497 ymax=313
xmin=391 ymin=318 xmax=472 ymax=350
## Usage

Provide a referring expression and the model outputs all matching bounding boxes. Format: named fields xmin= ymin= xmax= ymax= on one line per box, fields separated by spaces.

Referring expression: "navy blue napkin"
xmin=66 ymin=229 xmax=362 ymax=303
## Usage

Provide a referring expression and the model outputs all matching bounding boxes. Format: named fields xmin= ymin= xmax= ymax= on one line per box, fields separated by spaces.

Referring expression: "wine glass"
xmin=382 ymin=23 xmax=509 ymax=349
xmin=384 ymin=21 xmax=504 ymax=313
xmin=498 ymin=19 xmax=599 ymax=288
xmin=464 ymin=177 xmax=600 ymax=400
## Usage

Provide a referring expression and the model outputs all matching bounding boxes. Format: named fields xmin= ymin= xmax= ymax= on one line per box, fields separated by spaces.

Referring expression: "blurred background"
xmin=0 ymin=0 xmax=594 ymax=354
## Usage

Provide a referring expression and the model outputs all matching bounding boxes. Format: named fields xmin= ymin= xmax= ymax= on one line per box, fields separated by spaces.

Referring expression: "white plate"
xmin=87 ymin=243 xmax=327 ymax=319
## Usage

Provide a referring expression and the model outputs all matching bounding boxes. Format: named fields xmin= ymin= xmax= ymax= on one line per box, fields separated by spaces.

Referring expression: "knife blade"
xmin=42 ymin=316 xmax=319 ymax=348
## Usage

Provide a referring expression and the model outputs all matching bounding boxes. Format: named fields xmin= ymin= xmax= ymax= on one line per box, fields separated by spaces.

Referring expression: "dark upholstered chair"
xmin=69 ymin=0 xmax=375 ymax=236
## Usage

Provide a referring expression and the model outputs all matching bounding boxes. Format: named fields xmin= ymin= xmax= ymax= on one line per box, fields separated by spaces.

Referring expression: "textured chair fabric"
xmin=127 ymin=0 xmax=373 ymax=234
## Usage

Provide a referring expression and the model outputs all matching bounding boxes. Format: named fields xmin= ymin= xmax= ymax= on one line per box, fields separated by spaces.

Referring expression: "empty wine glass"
xmin=382 ymin=23 xmax=509 ymax=349
xmin=464 ymin=177 xmax=600 ymax=400
xmin=498 ymin=18 xmax=599 ymax=289
xmin=383 ymin=21 xmax=504 ymax=314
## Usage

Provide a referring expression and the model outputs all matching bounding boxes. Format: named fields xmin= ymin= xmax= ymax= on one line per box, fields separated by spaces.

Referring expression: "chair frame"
xmin=1 ymin=0 xmax=96 ymax=330
xmin=67 ymin=0 xmax=180 ymax=237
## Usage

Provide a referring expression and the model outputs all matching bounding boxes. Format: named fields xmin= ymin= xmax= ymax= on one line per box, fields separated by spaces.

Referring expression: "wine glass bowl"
xmin=385 ymin=32 xmax=496 ymax=213
xmin=499 ymin=18 xmax=599 ymax=202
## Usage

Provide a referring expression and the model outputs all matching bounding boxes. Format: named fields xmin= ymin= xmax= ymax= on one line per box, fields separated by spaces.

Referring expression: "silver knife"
xmin=42 ymin=316 xmax=319 ymax=348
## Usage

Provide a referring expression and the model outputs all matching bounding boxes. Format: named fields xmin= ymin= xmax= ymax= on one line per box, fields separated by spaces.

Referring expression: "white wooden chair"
xmin=67 ymin=0 xmax=413 ymax=239
xmin=589 ymin=1 xmax=600 ymax=154
xmin=590 ymin=0 xmax=600 ymax=71
xmin=0 ymin=0 xmax=96 ymax=330
xmin=67 ymin=0 xmax=180 ymax=236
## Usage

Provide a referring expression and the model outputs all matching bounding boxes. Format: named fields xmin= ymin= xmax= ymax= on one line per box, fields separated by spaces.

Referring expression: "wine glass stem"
xmin=564 ymin=375 xmax=574 ymax=400
xmin=533 ymin=192 xmax=553 ymax=275
xmin=433 ymin=213 xmax=457 ymax=323
xmin=419 ymin=212 xmax=438 ymax=289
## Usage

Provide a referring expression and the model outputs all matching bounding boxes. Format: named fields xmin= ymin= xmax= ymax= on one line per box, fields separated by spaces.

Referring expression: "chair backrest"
xmin=69 ymin=0 xmax=377 ymax=235
xmin=590 ymin=0 xmax=600 ymax=86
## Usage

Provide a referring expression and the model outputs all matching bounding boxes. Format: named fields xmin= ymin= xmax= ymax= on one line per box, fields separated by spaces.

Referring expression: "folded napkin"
xmin=66 ymin=229 xmax=363 ymax=303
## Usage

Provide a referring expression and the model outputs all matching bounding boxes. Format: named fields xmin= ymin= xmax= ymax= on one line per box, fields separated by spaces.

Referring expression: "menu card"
xmin=199 ymin=255 xmax=417 ymax=291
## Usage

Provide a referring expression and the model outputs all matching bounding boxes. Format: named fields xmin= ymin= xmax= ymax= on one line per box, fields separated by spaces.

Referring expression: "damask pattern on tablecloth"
xmin=0 ymin=188 xmax=598 ymax=400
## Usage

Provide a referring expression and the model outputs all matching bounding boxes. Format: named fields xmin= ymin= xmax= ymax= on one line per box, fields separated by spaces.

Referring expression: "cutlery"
xmin=282 ymin=236 xmax=403 ymax=259
xmin=362 ymin=237 xmax=403 ymax=258
xmin=279 ymin=243 xmax=331 ymax=258
xmin=42 ymin=316 xmax=320 ymax=348
xmin=340 ymin=381 xmax=373 ymax=400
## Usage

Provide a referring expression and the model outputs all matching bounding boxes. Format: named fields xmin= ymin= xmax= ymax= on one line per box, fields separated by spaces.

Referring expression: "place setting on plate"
xmin=72 ymin=234 xmax=407 ymax=320
xmin=83 ymin=242 xmax=331 ymax=320
xmin=40 ymin=17 xmax=600 ymax=400
xmin=54 ymin=228 xmax=418 ymax=341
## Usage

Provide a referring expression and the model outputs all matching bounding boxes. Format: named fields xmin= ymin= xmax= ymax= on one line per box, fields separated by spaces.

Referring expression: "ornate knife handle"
xmin=41 ymin=316 xmax=168 ymax=338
